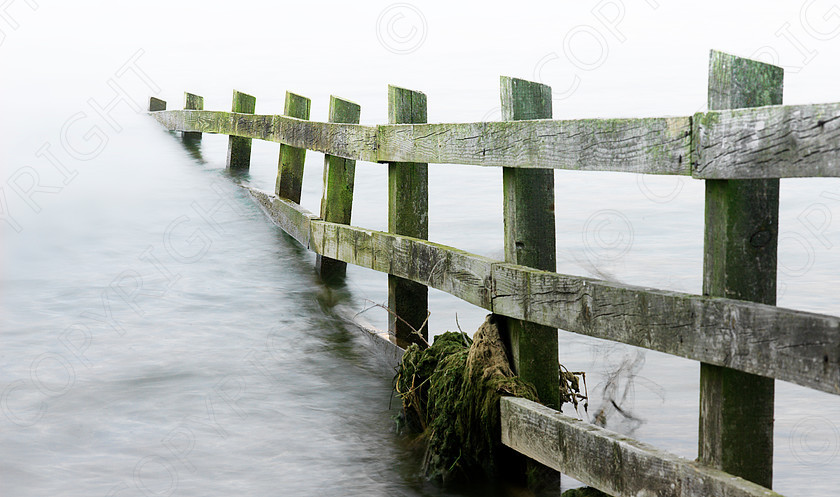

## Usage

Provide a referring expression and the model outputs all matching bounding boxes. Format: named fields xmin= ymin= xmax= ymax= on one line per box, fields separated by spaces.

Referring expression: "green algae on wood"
xmin=151 ymin=103 xmax=840 ymax=178
xmin=501 ymin=396 xmax=786 ymax=497
xmin=316 ymin=96 xmax=361 ymax=283
xmin=500 ymin=76 xmax=561 ymax=410
xmin=183 ymin=92 xmax=204 ymax=140
xmin=699 ymin=50 xmax=782 ymax=489
xmin=226 ymin=90 xmax=256 ymax=169
xmin=376 ymin=115 xmax=692 ymax=175
xmin=275 ymin=91 xmax=312 ymax=202
xmin=692 ymin=101 xmax=840 ymax=178
xmin=387 ymin=85 xmax=429 ymax=348
xmin=148 ymin=97 xmax=166 ymax=111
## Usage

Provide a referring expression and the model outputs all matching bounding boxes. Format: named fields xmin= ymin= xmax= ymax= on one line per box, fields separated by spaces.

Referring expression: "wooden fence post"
xmin=148 ymin=97 xmax=166 ymax=111
xmin=388 ymin=85 xmax=428 ymax=348
xmin=275 ymin=92 xmax=312 ymax=202
xmin=226 ymin=89 xmax=256 ymax=169
xmin=316 ymin=96 xmax=361 ymax=282
xmin=699 ymin=50 xmax=783 ymax=488
xmin=183 ymin=92 xmax=204 ymax=140
xmin=500 ymin=76 xmax=560 ymax=410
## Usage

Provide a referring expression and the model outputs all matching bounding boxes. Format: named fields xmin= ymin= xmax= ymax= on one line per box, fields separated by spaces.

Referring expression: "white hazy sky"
xmin=3 ymin=0 xmax=840 ymax=126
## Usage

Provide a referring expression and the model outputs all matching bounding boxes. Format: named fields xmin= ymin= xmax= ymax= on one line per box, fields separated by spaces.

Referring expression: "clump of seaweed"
xmin=394 ymin=314 xmax=586 ymax=483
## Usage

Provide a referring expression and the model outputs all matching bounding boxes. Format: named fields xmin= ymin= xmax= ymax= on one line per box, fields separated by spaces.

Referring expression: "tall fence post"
xmin=388 ymin=85 xmax=428 ymax=348
xmin=226 ymin=89 xmax=256 ymax=169
xmin=500 ymin=76 xmax=560 ymax=410
xmin=148 ymin=97 xmax=166 ymax=111
xmin=316 ymin=96 xmax=361 ymax=283
xmin=183 ymin=92 xmax=204 ymax=140
xmin=699 ymin=50 xmax=783 ymax=488
xmin=275 ymin=92 xmax=312 ymax=202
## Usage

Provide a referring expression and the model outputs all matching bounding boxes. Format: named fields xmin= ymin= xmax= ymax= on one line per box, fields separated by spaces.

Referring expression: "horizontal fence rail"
xmin=150 ymin=101 xmax=840 ymax=178
xmin=500 ymin=397 xmax=783 ymax=497
xmin=247 ymin=187 xmax=840 ymax=396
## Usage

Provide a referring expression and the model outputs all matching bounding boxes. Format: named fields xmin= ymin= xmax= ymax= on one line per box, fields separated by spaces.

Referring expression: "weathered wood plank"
xmin=699 ymin=51 xmax=782 ymax=488
xmin=500 ymin=397 xmax=785 ymax=497
xmin=246 ymin=189 xmax=840 ymax=395
xmin=150 ymin=110 xmax=379 ymax=162
xmin=150 ymin=105 xmax=840 ymax=178
xmin=377 ymin=116 xmax=693 ymax=175
xmin=148 ymin=97 xmax=166 ymax=112
xmin=316 ymin=96 xmax=362 ymax=282
xmin=489 ymin=262 xmax=840 ymax=395
xmin=693 ymin=101 xmax=840 ymax=178
xmin=247 ymin=187 xmax=318 ymax=249
xmin=276 ymin=92 xmax=312 ymax=202
xmin=388 ymin=85 xmax=429 ymax=347
xmin=226 ymin=90 xmax=256 ymax=169
xmin=183 ymin=92 xmax=204 ymax=140
xmin=500 ymin=76 xmax=561 ymax=411
xmin=311 ymin=223 xmax=495 ymax=310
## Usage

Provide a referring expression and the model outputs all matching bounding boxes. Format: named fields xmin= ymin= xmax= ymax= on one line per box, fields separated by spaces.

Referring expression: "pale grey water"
xmin=3 ymin=1 xmax=840 ymax=495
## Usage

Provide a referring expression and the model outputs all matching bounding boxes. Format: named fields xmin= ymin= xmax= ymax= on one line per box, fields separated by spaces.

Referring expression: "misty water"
xmin=3 ymin=2 xmax=840 ymax=496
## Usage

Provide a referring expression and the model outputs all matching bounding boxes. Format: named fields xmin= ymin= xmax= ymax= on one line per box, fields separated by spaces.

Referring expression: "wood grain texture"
xmin=149 ymin=104 xmax=840 ymax=178
xmin=500 ymin=76 xmax=560 ymax=410
xmin=500 ymin=397 xmax=785 ymax=497
xmin=699 ymin=51 xmax=782 ymax=488
xmin=489 ymin=264 xmax=840 ymax=395
xmin=316 ymin=96 xmax=362 ymax=282
xmin=150 ymin=110 xmax=379 ymax=162
xmin=693 ymin=101 xmax=840 ymax=178
xmin=183 ymin=92 xmax=204 ymax=140
xmin=245 ymin=188 xmax=840 ymax=395
xmin=248 ymin=188 xmax=318 ymax=249
xmin=377 ymin=116 xmax=692 ymax=174
xmin=276 ymin=92 xmax=312 ymax=202
xmin=388 ymin=85 xmax=429 ymax=347
xmin=148 ymin=97 xmax=166 ymax=112
xmin=226 ymin=90 xmax=256 ymax=169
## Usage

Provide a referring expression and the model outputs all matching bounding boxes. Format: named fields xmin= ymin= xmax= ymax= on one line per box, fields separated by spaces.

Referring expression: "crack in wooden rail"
xmin=150 ymin=101 xmax=840 ymax=178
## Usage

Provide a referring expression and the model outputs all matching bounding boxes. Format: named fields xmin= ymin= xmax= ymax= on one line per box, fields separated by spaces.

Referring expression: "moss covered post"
xmin=699 ymin=50 xmax=783 ymax=488
xmin=148 ymin=97 xmax=166 ymax=112
xmin=316 ymin=96 xmax=361 ymax=282
xmin=275 ymin=92 xmax=312 ymax=202
xmin=500 ymin=76 xmax=560 ymax=410
xmin=183 ymin=92 xmax=204 ymax=141
xmin=388 ymin=85 xmax=429 ymax=348
xmin=226 ymin=90 xmax=256 ymax=169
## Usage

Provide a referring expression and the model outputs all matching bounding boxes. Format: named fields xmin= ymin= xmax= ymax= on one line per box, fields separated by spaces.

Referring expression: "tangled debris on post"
xmin=394 ymin=314 xmax=586 ymax=484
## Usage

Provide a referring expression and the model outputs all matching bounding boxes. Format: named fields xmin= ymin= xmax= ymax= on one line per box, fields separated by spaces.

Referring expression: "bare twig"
xmin=359 ymin=299 xmax=431 ymax=348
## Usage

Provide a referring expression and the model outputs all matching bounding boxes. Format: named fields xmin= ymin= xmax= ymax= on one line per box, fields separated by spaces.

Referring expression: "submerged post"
xmin=500 ymin=76 xmax=560 ymax=410
xmin=699 ymin=50 xmax=783 ymax=488
xmin=148 ymin=97 xmax=166 ymax=112
xmin=388 ymin=85 xmax=429 ymax=348
xmin=275 ymin=92 xmax=312 ymax=202
xmin=183 ymin=92 xmax=204 ymax=140
xmin=316 ymin=96 xmax=361 ymax=282
xmin=226 ymin=90 xmax=256 ymax=169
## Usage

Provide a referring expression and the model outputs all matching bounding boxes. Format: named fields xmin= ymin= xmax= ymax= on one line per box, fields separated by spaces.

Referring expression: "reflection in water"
xmin=181 ymin=134 xmax=206 ymax=164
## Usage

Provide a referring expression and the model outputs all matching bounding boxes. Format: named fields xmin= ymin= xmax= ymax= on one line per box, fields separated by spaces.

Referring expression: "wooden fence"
xmin=148 ymin=50 xmax=840 ymax=497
